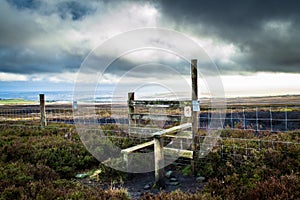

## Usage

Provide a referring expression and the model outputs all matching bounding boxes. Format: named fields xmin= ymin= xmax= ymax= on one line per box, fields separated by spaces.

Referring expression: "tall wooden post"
xmin=191 ymin=59 xmax=198 ymax=175
xmin=39 ymin=94 xmax=47 ymax=128
xmin=154 ymin=136 xmax=165 ymax=187
xmin=128 ymin=92 xmax=135 ymax=134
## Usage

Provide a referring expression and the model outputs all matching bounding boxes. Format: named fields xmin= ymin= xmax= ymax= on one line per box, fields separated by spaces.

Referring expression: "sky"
xmin=0 ymin=0 xmax=299 ymax=98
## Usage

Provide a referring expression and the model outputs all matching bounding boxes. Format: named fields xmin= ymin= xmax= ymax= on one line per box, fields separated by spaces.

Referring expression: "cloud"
xmin=0 ymin=72 xmax=28 ymax=81
xmin=0 ymin=0 xmax=299 ymax=89
xmin=0 ymin=0 xmax=160 ymax=75
xmin=158 ymin=0 xmax=300 ymax=73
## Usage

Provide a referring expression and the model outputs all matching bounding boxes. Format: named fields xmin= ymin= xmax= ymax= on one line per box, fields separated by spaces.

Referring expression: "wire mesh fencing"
xmin=0 ymin=101 xmax=299 ymax=170
xmin=199 ymin=105 xmax=300 ymax=132
xmin=1 ymin=103 xmax=299 ymax=130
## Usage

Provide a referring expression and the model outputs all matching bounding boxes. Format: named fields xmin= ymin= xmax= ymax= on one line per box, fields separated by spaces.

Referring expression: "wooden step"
xmin=121 ymin=140 xmax=155 ymax=154
xmin=164 ymin=131 xmax=192 ymax=139
xmin=163 ymin=147 xmax=193 ymax=159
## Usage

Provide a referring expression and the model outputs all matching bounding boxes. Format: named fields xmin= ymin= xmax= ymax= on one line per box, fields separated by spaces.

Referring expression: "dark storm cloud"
xmin=6 ymin=0 xmax=96 ymax=20
xmin=106 ymin=56 xmax=190 ymax=78
xmin=6 ymin=0 xmax=41 ymax=10
xmin=0 ymin=46 xmax=82 ymax=74
xmin=0 ymin=0 xmax=92 ymax=74
xmin=0 ymin=0 xmax=151 ymax=76
xmin=57 ymin=1 xmax=96 ymax=20
xmin=1 ymin=0 xmax=299 ymax=77
xmin=158 ymin=0 xmax=300 ymax=73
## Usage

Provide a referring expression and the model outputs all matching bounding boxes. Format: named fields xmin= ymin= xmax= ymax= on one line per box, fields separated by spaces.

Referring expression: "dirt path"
xmin=80 ymin=171 xmax=205 ymax=199
xmin=123 ymin=172 xmax=204 ymax=199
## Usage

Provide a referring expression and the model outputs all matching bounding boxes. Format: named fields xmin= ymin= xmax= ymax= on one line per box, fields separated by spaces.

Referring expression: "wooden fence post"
xmin=128 ymin=92 xmax=135 ymax=134
xmin=123 ymin=153 xmax=131 ymax=178
xmin=154 ymin=136 xmax=164 ymax=187
xmin=39 ymin=94 xmax=47 ymax=128
xmin=191 ymin=59 xmax=198 ymax=175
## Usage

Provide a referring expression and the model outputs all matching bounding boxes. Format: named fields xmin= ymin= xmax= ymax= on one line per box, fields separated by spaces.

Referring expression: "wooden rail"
xmin=163 ymin=147 xmax=193 ymax=159
xmin=121 ymin=140 xmax=155 ymax=154
xmin=121 ymin=122 xmax=192 ymax=185
xmin=152 ymin=123 xmax=192 ymax=137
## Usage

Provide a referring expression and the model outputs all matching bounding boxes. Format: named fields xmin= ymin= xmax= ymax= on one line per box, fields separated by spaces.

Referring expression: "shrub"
xmin=140 ymin=189 xmax=220 ymax=200
xmin=0 ymin=134 xmax=99 ymax=178
xmin=244 ymin=175 xmax=300 ymax=200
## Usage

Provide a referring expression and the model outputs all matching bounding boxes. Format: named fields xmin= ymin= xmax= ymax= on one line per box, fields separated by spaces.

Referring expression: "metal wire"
xmin=0 ymin=102 xmax=299 ymax=169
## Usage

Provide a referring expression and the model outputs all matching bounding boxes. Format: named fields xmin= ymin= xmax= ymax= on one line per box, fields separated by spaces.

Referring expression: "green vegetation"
xmin=0 ymin=123 xmax=299 ymax=199
xmin=279 ymin=107 xmax=295 ymax=112
xmin=194 ymin=129 xmax=300 ymax=200
xmin=0 ymin=99 xmax=37 ymax=105
xmin=0 ymin=124 xmax=129 ymax=199
xmin=181 ymin=164 xmax=192 ymax=176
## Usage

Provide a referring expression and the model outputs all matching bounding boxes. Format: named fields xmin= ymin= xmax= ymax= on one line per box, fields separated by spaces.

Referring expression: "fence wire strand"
xmin=0 ymin=102 xmax=299 ymax=169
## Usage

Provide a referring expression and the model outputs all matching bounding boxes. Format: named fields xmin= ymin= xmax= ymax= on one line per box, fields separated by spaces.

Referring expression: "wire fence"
xmin=201 ymin=105 xmax=300 ymax=132
xmin=0 ymin=102 xmax=299 ymax=169
xmin=0 ymin=103 xmax=299 ymax=131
